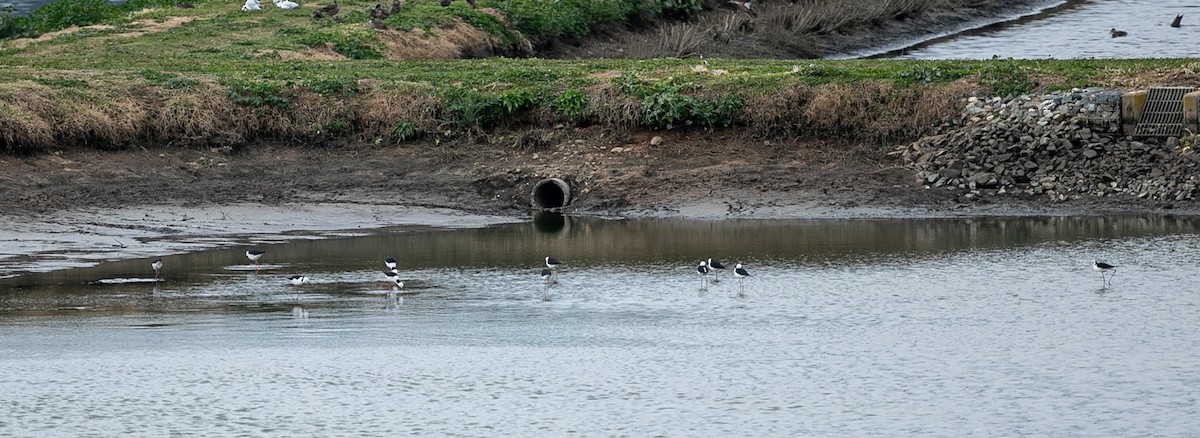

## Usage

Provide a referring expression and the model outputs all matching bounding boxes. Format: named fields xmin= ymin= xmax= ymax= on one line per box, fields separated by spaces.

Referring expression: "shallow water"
xmin=883 ymin=0 xmax=1200 ymax=59
xmin=2 ymin=215 xmax=1200 ymax=436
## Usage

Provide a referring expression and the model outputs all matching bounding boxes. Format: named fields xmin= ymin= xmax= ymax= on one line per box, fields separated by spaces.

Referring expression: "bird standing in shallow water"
xmin=733 ymin=262 xmax=750 ymax=290
xmin=1093 ymin=260 xmax=1117 ymax=287
xmin=545 ymin=256 xmax=562 ymax=270
xmin=384 ymin=255 xmax=397 ymax=271
xmin=1110 ymin=28 xmax=1128 ymax=37
xmin=152 ymin=259 xmax=163 ymax=280
xmin=541 ymin=268 xmax=554 ymax=284
xmin=697 ymin=260 xmax=710 ymax=288
xmin=246 ymin=249 xmax=265 ymax=269
xmin=707 ymin=258 xmax=726 ymax=282
xmin=383 ymin=269 xmax=401 ymax=287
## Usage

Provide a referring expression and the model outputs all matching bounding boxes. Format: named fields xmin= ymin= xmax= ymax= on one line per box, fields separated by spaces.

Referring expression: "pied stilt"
xmin=697 ymin=260 xmax=710 ymax=287
xmin=151 ymin=259 xmax=163 ymax=280
xmin=734 ymin=262 xmax=750 ymax=289
xmin=288 ymin=275 xmax=309 ymax=302
xmin=545 ymin=256 xmax=562 ymax=270
xmin=1093 ymin=260 xmax=1117 ymax=286
xmin=708 ymin=258 xmax=726 ymax=282
xmin=384 ymin=255 xmax=397 ymax=271
xmin=382 ymin=269 xmax=404 ymax=289
xmin=246 ymin=249 xmax=266 ymax=268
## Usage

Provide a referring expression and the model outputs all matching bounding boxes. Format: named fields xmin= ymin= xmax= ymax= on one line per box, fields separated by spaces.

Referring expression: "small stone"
xmin=650 ymin=136 xmax=664 ymax=146
xmin=610 ymin=147 xmax=624 ymax=153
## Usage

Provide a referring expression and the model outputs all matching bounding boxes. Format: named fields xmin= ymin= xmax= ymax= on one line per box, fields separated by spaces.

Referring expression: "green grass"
xmin=2 ymin=0 xmax=1200 ymax=153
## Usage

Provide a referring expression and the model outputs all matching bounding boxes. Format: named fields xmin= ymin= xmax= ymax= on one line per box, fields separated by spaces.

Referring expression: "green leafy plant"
xmin=285 ymin=28 xmax=382 ymax=60
xmin=225 ymin=80 xmax=291 ymax=108
xmin=440 ymin=87 xmax=500 ymax=131
xmin=979 ymin=57 xmax=1035 ymax=97
xmin=391 ymin=120 xmax=419 ymax=142
xmin=304 ymin=78 xmax=359 ymax=96
xmin=894 ymin=65 xmax=965 ymax=85
xmin=552 ymin=89 xmax=589 ymax=121
xmin=640 ymin=91 xmax=742 ymax=130
xmin=654 ymin=0 xmax=703 ymax=18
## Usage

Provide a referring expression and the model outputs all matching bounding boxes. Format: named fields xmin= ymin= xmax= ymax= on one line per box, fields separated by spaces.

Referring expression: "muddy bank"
xmin=817 ymin=0 xmax=1067 ymax=59
xmin=541 ymin=0 xmax=1063 ymax=60
xmin=3 ymin=122 xmax=1197 ymax=277
xmin=0 ymin=203 xmax=518 ymax=275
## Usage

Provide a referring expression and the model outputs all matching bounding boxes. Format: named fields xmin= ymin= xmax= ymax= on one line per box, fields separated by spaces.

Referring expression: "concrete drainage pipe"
xmin=531 ymin=178 xmax=571 ymax=209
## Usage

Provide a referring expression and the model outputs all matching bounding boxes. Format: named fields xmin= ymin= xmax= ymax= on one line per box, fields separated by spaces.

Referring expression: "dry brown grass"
xmin=375 ymin=15 xmax=532 ymax=60
xmin=0 ymin=70 xmax=973 ymax=154
xmin=623 ymin=22 xmax=707 ymax=59
xmin=356 ymin=84 xmax=441 ymax=136
xmin=148 ymin=84 xmax=242 ymax=145
xmin=0 ymin=81 xmax=149 ymax=151
xmin=0 ymin=84 xmax=56 ymax=151
xmin=742 ymin=79 xmax=970 ymax=143
xmin=584 ymin=82 xmax=640 ymax=128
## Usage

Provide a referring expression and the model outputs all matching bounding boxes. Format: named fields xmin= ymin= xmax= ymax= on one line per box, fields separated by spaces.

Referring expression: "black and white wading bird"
xmin=246 ymin=249 xmax=266 ymax=269
xmin=1093 ymin=260 xmax=1117 ymax=286
xmin=288 ymin=275 xmax=310 ymax=286
xmin=383 ymin=269 xmax=402 ymax=288
xmin=707 ymin=258 xmax=726 ymax=282
xmin=697 ymin=260 xmax=710 ymax=287
xmin=152 ymin=259 xmax=163 ymax=280
xmin=545 ymin=256 xmax=562 ymax=270
xmin=734 ymin=262 xmax=750 ymax=289
xmin=384 ymin=255 xmax=397 ymax=271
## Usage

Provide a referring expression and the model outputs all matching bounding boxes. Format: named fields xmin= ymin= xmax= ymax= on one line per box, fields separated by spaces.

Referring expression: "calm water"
xmin=885 ymin=0 xmax=1200 ymax=59
xmin=2 ymin=215 xmax=1200 ymax=436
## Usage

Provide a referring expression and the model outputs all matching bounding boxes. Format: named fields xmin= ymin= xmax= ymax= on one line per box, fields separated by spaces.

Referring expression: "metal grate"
xmin=1132 ymin=87 xmax=1193 ymax=137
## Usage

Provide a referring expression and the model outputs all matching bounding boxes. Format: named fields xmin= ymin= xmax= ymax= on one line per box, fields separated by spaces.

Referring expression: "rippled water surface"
xmin=889 ymin=0 xmax=1200 ymax=59
xmin=3 ymin=216 xmax=1200 ymax=436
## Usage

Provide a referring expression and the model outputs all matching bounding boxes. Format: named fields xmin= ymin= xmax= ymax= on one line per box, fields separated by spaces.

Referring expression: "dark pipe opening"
xmin=531 ymin=178 xmax=571 ymax=209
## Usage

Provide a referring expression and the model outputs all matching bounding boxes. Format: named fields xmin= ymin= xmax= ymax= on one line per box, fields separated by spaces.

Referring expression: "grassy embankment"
xmin=1 ymin=0 xmax=1198 ymax=154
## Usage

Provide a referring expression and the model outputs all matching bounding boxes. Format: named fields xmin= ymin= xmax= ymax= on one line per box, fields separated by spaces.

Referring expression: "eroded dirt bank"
xmin=2 ymin=125 xmax=1195 ymax=275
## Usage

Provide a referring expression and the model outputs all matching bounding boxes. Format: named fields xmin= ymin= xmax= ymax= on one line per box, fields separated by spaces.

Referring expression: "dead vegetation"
xmin=0 ymin=71 xmax=977 ymax=154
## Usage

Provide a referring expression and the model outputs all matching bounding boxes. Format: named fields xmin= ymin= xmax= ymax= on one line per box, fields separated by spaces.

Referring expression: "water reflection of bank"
xmin=3 ymin=215 xmax=1197 ymax=291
